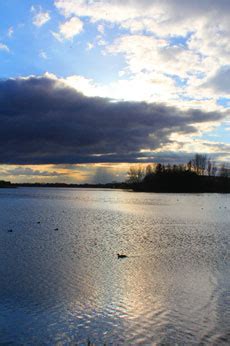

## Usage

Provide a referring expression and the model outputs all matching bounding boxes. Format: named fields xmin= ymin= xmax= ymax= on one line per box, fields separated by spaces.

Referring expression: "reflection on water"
xmin=0 ymin=188 xmax=229 ymax=344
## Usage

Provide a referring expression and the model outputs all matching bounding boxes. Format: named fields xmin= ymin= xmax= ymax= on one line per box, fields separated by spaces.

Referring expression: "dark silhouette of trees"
xmin=187 ymin=160 xmax=192 ymax=172
xmin=207 ymin=159 xmax=212 ymax=176
xmin=0 ymin=180 xmax=13 ymax=188
xmin=145 ymin=164 xmax=153 ymax=176
xmin=191 ymin=154 xmax=207 ymax=175
xmin=127 ymin=154 xmax=230 ymax=193
xmin=127 ymin=165 xmax=145 ymax=184
xmin=219 ymin=163 xmax=229 ymax=178
xmin=211 ymin=162 xmax=218 ymax=177
xmin=155 ymin=163 xmax=163 ymax=174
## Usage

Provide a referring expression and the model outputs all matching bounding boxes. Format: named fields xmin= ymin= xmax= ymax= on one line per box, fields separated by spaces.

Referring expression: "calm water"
xmin=0 ymin=188 xmax=229 ymax=345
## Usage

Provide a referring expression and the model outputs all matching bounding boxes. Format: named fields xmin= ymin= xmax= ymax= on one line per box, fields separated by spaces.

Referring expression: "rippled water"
xmin=0 ymin=188 xmax=229 ymax=345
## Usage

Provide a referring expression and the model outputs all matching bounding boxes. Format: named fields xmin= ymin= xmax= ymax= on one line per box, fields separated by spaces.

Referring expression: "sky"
xmin=0 ymin=0 xmax=230 ymax=183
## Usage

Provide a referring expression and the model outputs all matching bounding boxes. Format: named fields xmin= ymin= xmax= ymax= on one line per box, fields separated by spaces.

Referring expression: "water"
xmin=0 ymin=188 xmax=229 ymax=345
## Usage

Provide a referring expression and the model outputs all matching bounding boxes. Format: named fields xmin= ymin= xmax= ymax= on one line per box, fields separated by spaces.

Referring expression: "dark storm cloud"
xmin=0 ymin=76 xmax=225 ymax=164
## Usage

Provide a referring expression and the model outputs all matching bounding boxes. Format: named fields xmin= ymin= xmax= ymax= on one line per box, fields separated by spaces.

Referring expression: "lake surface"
xmin=0 ymin=188 xmax=229 ymax=345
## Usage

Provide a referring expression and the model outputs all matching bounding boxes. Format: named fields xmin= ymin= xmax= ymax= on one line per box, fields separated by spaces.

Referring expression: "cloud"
xmin=108 ymin=35 xmax=202 ymax=78
xmin=31 ymin=6 xmax=50 ymax=27
xmin=203 ymin=66 xmax=230 ymax=95
xmin=0 ymin=75 xmax=226 ymax=165
xmin=54 ymin=0 xmax=230 ymax=109
xmin=53 ymin=17 xmax=83 ymax=41
xmin=86 ymin=42 xmax=94 ymax=51
xmin=39 ymin=50 xmax=48 ymax=59
xmin=7 ymin=26 xmax=14 ymax=37
xmin=4 ymin=167 xmax=66 ymax=177
xmin=97 ymin=24 xmax=105 ymax=34
xmin=0 ymin=43 xmax=10 ymax=52
xmin=54 ymin=1 xmax=230 ymax=32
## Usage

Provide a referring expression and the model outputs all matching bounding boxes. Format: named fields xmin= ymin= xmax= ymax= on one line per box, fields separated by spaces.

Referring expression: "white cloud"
xmin=7 ymin=26 xmax=14 ymax=37
xmin=57 ymin=72 xmax=177 ymax=105
xmin=0 ymin=43 xmax=10 ymax=52
xmin=86 ymin=42 xmax=94 ymax=51
xmin=31 ymin=6 xmax=50 ymax=27
xmin=51 ymin=31 xmax=62 ymax=42
xmin=62 ymin=72 xmax=221 ymax=113
xmin=54 ymin=1 xmax=230 ymax=32
xmin=53 ymin=1 xmax=230 ymax=111
xmin=39 ymin=50 xmax=48 ymax=59
xmin=97 ymin=37 xmax=107 ymax=46
xmin=54 ymin=17 xmax=83 ymax=41
xmin=97 ymin=24 xmax=105 ymax=34
xmin=118 ymin=70 xmax=125 ymax=77
xmin=158 ymin=134 xmax=230 ymax=157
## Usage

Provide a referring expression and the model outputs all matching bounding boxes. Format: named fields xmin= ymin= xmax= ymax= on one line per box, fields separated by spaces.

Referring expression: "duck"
xmin=117 ymin=253 xmax=128 ymax=259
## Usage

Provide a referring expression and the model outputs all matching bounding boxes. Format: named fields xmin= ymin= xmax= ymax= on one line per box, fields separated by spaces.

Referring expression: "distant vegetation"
xmin=0 ymin=180 xmax=14 ymax=188
xmin=1 ymin=181 xmax=129 ymax=190
xmin=1 ymin=154 xmax=230 ymax=192
xmin=127 ymin=154 xmax=230 ymax=193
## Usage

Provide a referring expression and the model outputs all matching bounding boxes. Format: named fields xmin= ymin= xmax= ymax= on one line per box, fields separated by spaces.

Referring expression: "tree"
xmin=211 ymin=162 xmax=217 ymax=177
xmin=207 ymin=159 xmax=218 ymax=177
xmin=219 ymin=163 xmax=229 ymax=178
xmin=145 ymin=164 xmax=153 ymax=176
xmin=187 ymin=160 xmax=192 ymax=172
xmin=207 ymin=159 xmax=212 ymax=176
xmin=155 ymin=163 xmax=163 ymax=174
xmin=127 ymin=165 xmax=145 ymax=183
xmin=192 ymin=154 xmax=207 ymax=175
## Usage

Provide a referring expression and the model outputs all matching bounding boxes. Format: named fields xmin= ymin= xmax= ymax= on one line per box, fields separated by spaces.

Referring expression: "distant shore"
xmin=1 ymin=177 xmax=230 ymax=193
xmin=0 ymin=181 xmax=16 ymax=188
xmin=0 ymin=181 xmax=130 ymax=190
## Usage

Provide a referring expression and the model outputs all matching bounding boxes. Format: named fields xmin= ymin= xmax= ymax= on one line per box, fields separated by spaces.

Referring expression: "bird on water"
xmin=117 ymin=253 xmax=128 ymax=259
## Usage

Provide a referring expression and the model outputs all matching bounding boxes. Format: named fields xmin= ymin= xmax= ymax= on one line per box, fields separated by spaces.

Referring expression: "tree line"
xmin=127 ymin=154 xmax=229 ymax=184
xmin=127 ymin=154 xmax=230 ymax=192
xmin=0 ymin=180 xmax=13 ymax=188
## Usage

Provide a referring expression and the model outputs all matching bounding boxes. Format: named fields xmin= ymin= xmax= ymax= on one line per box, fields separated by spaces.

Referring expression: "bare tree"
xmin=145 ymin=164 xmax=153 ymax=176
xmin=219 ymin=163 xmax=229 ymax=178
xmin=127 ymin=165 xmax=145 ymax=183
xmin=187 ymin=160 xmax=192 ymax=172
xmin=192 ymin=154 xmax=207 ymax=175
xmin=207 ymin=159 xmax=212 ymax=176
xmin=211 ymin=161 xmax=218 ymax=176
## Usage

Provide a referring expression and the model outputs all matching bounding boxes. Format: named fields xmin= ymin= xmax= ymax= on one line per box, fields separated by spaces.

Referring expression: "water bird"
xmin=37 ymin=221 xmax=40 ymax=224
xmin=117 ymin=253 xmax=128 ymax=259
xmin=54 ymin=228 xmax=58 ymax=231
xmin=7 ymin=229 xmax=13 ymax=233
